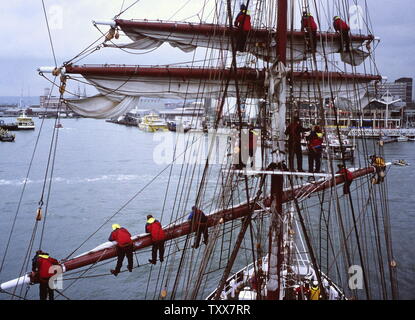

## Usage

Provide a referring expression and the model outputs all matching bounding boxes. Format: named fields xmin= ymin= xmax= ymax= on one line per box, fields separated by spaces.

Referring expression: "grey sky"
xmin=0 ymin=0 xmax=413 ymax=98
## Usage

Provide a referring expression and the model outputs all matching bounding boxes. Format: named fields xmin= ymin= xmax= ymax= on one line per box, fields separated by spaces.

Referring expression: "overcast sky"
xmin=0 ymin=0 xmax=414 ymax=99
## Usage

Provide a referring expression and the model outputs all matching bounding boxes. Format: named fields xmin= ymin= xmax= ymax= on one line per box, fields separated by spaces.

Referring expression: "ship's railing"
xmin=348 ymin=128 xmax=415 ymax=137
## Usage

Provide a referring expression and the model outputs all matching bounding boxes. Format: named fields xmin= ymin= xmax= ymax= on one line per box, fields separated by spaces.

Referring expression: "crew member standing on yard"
xmin=31 ymin=250 xmax=60 ymax=300
xmin=370 ymin=155 xmax=386 ymax=184
xmin=301 ymin=11 xmax=318 ymax=53
xmin=188 ymin=206 xmax=209 ymax=249
xmin=333 ymin=16 xmax=350 ymax=52
xmin=146 ymin=215 xmax=166 ymax=264
xmin=109 ymin=224 xmax=134 ymax=276
xmin=309 ymin=280 xmax=322 ymax=300
xmin=285 ymin=117 xmax=307 ymax=172
xmin=234 ymin=4 xmax=252 ymax=52
xmin=307 ymin=125 xmax=323 ymax=173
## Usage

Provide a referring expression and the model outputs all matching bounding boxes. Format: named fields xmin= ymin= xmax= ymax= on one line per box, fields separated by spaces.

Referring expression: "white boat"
xmin=138 ymin=114 xmax=168 ymax=132
xmin=396 ymin=135 xmax=408 ymax=142
xmin=16 ymin=111 xmax=35 ymax=130
xmin=392 ymin=160 xmax=409 ymax=166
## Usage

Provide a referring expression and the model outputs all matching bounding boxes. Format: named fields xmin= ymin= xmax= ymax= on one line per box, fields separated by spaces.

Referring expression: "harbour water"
xmin=0 ymin=117 xmax=414 ymax=299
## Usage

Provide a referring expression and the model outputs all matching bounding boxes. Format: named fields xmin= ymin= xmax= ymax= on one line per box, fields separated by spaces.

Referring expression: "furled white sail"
xmin=65 ymin=95 xmax=140 ymax=119
xmin=81 ymin=74 xmax=265 ymax=100
xmin=106 ymin=20 xmax=373 ymax=65
xmin=79 ymin=73 xmax=371 ymax=103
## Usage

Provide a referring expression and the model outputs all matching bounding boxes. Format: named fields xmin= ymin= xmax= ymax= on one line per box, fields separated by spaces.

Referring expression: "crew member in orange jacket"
xmin=234 ymin=4 xmax=252 ymax=52
xmin=31 ymin=250 xmax=60 ymax=300
xmin=145 ymin=215 xmax=166 ymax=264
xmin=301 ymin=11 xmax=318 ymax=52
xmin=333 ymin=16 xmax=350 ymax=52
xmin=108 ymin=224 xmax=134 ymax=276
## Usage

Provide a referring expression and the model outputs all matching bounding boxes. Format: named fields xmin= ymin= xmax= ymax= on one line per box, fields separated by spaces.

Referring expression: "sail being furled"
xmin=65 ymin=95 xmax=140 ymax=119
xmin=106 ymin=19 xmax=374 ymax=65
xmin=63 ymin=65 xmax=380 ymax=118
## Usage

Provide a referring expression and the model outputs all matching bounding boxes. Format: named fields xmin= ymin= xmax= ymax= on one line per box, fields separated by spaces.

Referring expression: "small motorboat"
xmin=0 ymin=120 xmax=18 ymax=131
xmin=392 ymin=159 xmax=409 ymax=166
xmin=55 ymin=123 xmax=63 ymax=129
xmin=396 ymin=135 xmax=408 ymax=142
xmin=0 ymin=128 xmax=15 ymax=142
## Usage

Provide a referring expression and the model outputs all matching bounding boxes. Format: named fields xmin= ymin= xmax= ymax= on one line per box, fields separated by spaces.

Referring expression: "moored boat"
xmin=138 ymin=114 xmax=167 ymax=132
xmin=0 ymin=119 xmax=18 ymax=131
xmin=16 ymin=111 xmax=35 ymax=130
xmin=396 ymin=135 xmax=408 ymax=142
xmin=0 ymin=128 xmax=15 ymax=142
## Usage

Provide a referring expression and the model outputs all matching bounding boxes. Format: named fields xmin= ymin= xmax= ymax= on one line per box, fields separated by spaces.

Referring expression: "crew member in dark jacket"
xmin=188 ymin=206 xmax=209 ymax=249
xmin=301 ymin=11 xmax=318 ymax=52
xmin=285 ymin=117 xmax=307 ymax=172
xmin=145 ymin=215 xmax=166 ymax=264
xmin=109 ymin=224 xmax=134 ymax=276
xmin=234 ymin=4 xmax=252 ymax=51
xmin=333 ymin=16 xmax=350 ymax=52
xmin=31 ymin=250 xmax=59 ymax=300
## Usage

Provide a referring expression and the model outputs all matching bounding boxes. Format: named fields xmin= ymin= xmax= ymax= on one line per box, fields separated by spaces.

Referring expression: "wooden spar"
xmin=62 ymin=167 xmax=376 ymax=270
xmin=114 ymin=19 xmax=374 ymax=43
xmin=63 ymin=65 xmax=382 ymax=82
xmin=0 ymin=166 xmax=376 ymax=290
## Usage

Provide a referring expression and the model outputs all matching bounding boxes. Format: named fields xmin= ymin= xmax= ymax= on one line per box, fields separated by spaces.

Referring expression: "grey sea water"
xmin=0 ymin=117 xmax=414 ymax=300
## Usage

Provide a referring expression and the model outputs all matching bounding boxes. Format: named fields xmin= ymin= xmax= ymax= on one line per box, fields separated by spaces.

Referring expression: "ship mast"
xmin=266 ymin=0 xmax=287 ymax=300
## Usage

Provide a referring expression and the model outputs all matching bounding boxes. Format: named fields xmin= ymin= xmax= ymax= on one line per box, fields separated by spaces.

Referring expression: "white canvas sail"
xmin=104 ymin=19 xmax=374 ymax=65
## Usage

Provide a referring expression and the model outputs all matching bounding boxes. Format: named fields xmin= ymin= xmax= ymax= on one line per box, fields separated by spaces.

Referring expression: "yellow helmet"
xmin=112 ymin=223 xmax=121 ymax=230
xmin=333 ymin=16 xmax=340 ymax=20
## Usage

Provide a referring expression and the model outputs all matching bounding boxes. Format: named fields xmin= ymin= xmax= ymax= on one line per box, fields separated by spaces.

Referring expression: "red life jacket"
xmin=338 ymin=168 xmax=353 ymax=181
xmin=333 ymin=19 xmax=350 ymax=32
xmin=308 ymin=132 xmax=323 ymax=150
xmin=146 ymin=221 xmax=166 ymax=241
xmin=37 ymin=255 xmax=59 ymax=279
xmin=302 ymin=16 xmax=318 ymax=32
xmin=111 ymin=228 xmax=132 ymax=247
xmin=235 ymin=12 xmax=252 ymax=31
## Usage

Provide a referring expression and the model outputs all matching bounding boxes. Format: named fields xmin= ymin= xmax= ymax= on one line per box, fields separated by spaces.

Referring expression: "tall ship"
xmin=1 ymin=0 xmax=398 ymax=300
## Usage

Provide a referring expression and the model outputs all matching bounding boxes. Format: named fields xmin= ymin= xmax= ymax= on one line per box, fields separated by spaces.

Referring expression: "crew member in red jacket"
xmin=145 ymin=215 xmax=166 ymax=265
xmin=307 ymin=125 xmax=324 ymax=173
xmin=108 ymin=224 xmax=134 ymax=276
xmin=333 ymin=16 xmax=350 ymax=52
xmin=337 ymin=164 xmax=353 ymax=195
xmin=31 ymin=250 xmax=60 ymax=300
xmin=234 ymin=4 xmax=252 ymax=52
xmin=301 ymin=11 xmax=318 ymax=53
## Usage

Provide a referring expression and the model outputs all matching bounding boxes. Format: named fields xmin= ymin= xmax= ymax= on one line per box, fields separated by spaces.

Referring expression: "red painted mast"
xmin=267 ymin=0 xmax=288 ymax=301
